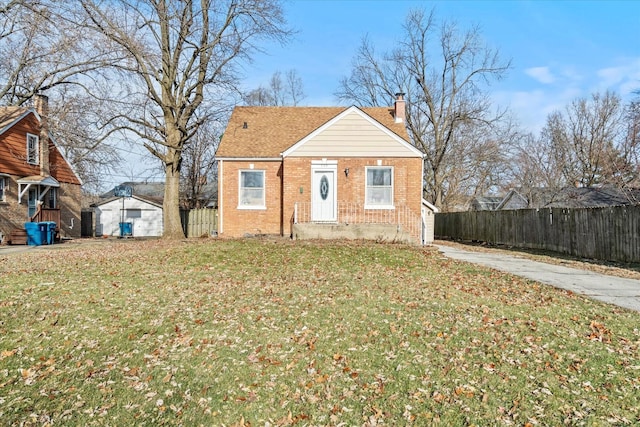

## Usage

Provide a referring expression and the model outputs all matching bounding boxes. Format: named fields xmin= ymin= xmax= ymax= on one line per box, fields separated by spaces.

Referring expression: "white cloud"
xmin=492 ymin=86 xmax=583 ymax=133
xmin=559 ymin=66 xmax=582 ymax=83
xmin=595 ymin=57 xmax=640 ymax=96
xmin=524 ymin=66 xmax=556 ymax=84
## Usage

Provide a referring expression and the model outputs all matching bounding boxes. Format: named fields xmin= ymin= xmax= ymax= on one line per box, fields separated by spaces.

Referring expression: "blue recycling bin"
xmin=43 ymin=221 xmax=56 ymax=244
xmin=119 ymin=222 xmax=132 ymax=237
xmin=24 ymin=222 xmax=43 ymax=246
xmin=37 ymin=222 xmax=48 ymax=245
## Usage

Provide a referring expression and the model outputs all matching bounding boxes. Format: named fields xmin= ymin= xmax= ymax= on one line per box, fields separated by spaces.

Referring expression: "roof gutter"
xmin=215 ymin=157 xmax=282 ymax=161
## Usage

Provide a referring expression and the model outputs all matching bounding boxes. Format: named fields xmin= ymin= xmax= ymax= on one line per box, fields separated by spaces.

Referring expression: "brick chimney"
xmin=33 ymin=94 xmax=50 ymax=176
xmin=394 ymin=92 xmax=406 ymax=124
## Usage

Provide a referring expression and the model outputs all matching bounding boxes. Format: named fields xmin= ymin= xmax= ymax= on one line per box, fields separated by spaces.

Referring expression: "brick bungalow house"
xmin=0 ymin=95 xmax=82 ymax=244
xmin=216 ymin=94 xmax=434 ymax=244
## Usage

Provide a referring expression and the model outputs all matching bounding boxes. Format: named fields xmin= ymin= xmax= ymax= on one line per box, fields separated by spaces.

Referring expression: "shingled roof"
xmin=498 ymin=186 xmax=640 ymax=210
xmin=216 ymin=106 xmax=410 ymax=158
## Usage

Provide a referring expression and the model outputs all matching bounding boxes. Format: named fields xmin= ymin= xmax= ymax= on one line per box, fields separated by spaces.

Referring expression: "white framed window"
xmin=365 ymin=166 xmax=394 ymax=209
xmin=0 ymin=175 xmax=7 ymax=202
xmin=238 ymin=170 xmax=265 ymax=209
xmin=27 ymin=133 xmax=39 ymax=165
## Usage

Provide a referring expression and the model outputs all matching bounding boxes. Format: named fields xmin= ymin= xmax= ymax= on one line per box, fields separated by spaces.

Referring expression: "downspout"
xmin=218 ymin=159 xmax=223 ymax=234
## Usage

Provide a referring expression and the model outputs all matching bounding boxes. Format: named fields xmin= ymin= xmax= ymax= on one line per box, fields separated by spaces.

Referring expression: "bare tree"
xmin=0 ymin=1 xmax=125 ymax=192
xmin=336 ymin=8 xmax=511 ymax=210
xmin=47 ymin=87 xmax=121 ymax=194
xmin=0 ymin=1 xmax=115 ymax=105
xmin=619 ymin=93 xmax=640 ymax=189
xmin=77 ymin=0 xmax=291 ymax=238
xmin=541 ymin=91 xmax=626 ymax=188
xmin=180 ymin=117 xmax=220 ymax=209
xmin=436 ymin=120 xmax=508 ymax=209
xmin=243 ymin=69 xmax=305 ymax=106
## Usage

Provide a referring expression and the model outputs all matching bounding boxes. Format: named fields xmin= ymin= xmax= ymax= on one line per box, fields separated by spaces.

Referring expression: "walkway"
xmin=436 ymin=244 xmax=640 ymax=312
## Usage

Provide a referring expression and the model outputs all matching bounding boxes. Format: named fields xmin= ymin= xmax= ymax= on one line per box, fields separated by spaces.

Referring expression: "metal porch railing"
xmin=294 ymin=201 xmax=423 ymax=244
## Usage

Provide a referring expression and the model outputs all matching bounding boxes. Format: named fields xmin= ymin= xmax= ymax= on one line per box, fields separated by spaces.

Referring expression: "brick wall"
xmin=218 ymin=157 xmax=423 ymax=239
xmin=283 ymin=157 xmax=423 ymax=237
xmin=218 ymin=160 xmax=283 ymax=237
xmin=59 ymin=182 xmax=81 ymax=238
xmin=0 ymin=175 xmax=82 ymax=242
xmin=0 ymin=175 xmax=26 ymax=241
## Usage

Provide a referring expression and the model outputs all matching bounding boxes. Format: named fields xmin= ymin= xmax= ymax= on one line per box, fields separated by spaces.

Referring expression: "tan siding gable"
xmin=286 ymin=110 xmax=420 ymax=158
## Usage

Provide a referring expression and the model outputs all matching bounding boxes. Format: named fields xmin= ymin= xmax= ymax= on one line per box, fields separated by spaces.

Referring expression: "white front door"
xmin=312 ymin=165 xmax=337 ymax=222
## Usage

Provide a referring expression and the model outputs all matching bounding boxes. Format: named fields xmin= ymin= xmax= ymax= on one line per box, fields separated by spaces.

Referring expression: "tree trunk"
xmin=163 ymin=148 xmax=185 ymax=239
xmin=432 ymin=169 xmax=443 ymax=210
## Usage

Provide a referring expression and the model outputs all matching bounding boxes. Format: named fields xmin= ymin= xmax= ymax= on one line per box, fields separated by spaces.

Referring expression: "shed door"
xmin=97 ymin=209 xmax=113 ymax=236
xmin=312 ymin=166 xmax=337 ymax=222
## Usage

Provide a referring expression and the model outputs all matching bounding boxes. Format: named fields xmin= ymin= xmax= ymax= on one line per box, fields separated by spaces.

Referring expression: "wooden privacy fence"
xmin=180 ymin=208 xmax=218 ymax=238
xmin=435 ymin=206 xmax=640 ymax=263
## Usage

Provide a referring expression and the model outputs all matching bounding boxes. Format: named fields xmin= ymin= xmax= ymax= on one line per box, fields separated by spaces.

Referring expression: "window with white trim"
xmin=0 ymin=176 xmax=7 ymax=202
xmin=27 ymin=133 xmax=39 ymax=165
xmin=238 ymin=170 xmax=265 ymax=208
xmin=365 ymin=166 xmax=394 ymax=208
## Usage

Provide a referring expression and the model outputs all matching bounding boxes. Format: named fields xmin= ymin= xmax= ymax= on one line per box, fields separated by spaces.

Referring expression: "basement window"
xmin=238 ymin=170 xmax=265 ymax=209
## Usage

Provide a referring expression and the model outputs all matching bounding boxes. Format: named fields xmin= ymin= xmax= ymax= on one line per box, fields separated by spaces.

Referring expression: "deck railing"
xmin=294 ymin=201 xmax=423 ymax=244
xmin=31 ymin=207 xmax=61 ymax=224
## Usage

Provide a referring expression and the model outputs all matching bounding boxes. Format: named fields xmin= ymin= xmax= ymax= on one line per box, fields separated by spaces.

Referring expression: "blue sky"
xmin=114 ymin=0 xmax=640 ymax=185
xmin=246 ymin=0 xmax=640 ymax=132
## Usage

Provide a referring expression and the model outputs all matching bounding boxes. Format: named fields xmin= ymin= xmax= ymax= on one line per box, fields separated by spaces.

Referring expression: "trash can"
xmin=119 ymin=222 xmax=133 ymax=237
xmin=44 ymin=221 xmax=56 ymax=245
xmin=24 ymin=222 xmax=43 ymax=246
xmin=38 ymin=222 xmax=49 ymax=245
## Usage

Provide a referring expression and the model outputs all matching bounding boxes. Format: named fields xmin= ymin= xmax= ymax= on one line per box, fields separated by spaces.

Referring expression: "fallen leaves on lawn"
xmin=0 ymin=239 xmax=638 ymax=425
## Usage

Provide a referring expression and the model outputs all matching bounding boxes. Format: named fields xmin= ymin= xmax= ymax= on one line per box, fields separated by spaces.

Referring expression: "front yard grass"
xmin=0 ymin=238 xmax=639 ymax=426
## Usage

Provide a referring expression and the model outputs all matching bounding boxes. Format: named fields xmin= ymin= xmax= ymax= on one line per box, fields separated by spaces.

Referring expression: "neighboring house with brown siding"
xmin=216 ymin=94 xmax=435 ymax=244
xmin=0 ymin=95 xmax=82 ymax=244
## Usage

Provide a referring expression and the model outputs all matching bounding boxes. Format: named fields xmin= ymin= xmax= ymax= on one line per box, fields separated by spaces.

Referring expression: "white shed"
xmin=94 ymin=195 xmax=163 ymax=237
xmin=421 ymin=199 xmax=439 ymax=245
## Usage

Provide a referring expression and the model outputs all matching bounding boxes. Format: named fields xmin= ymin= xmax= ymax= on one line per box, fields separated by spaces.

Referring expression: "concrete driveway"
xmin=436 ymin=244 xmax=640 ymax=313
